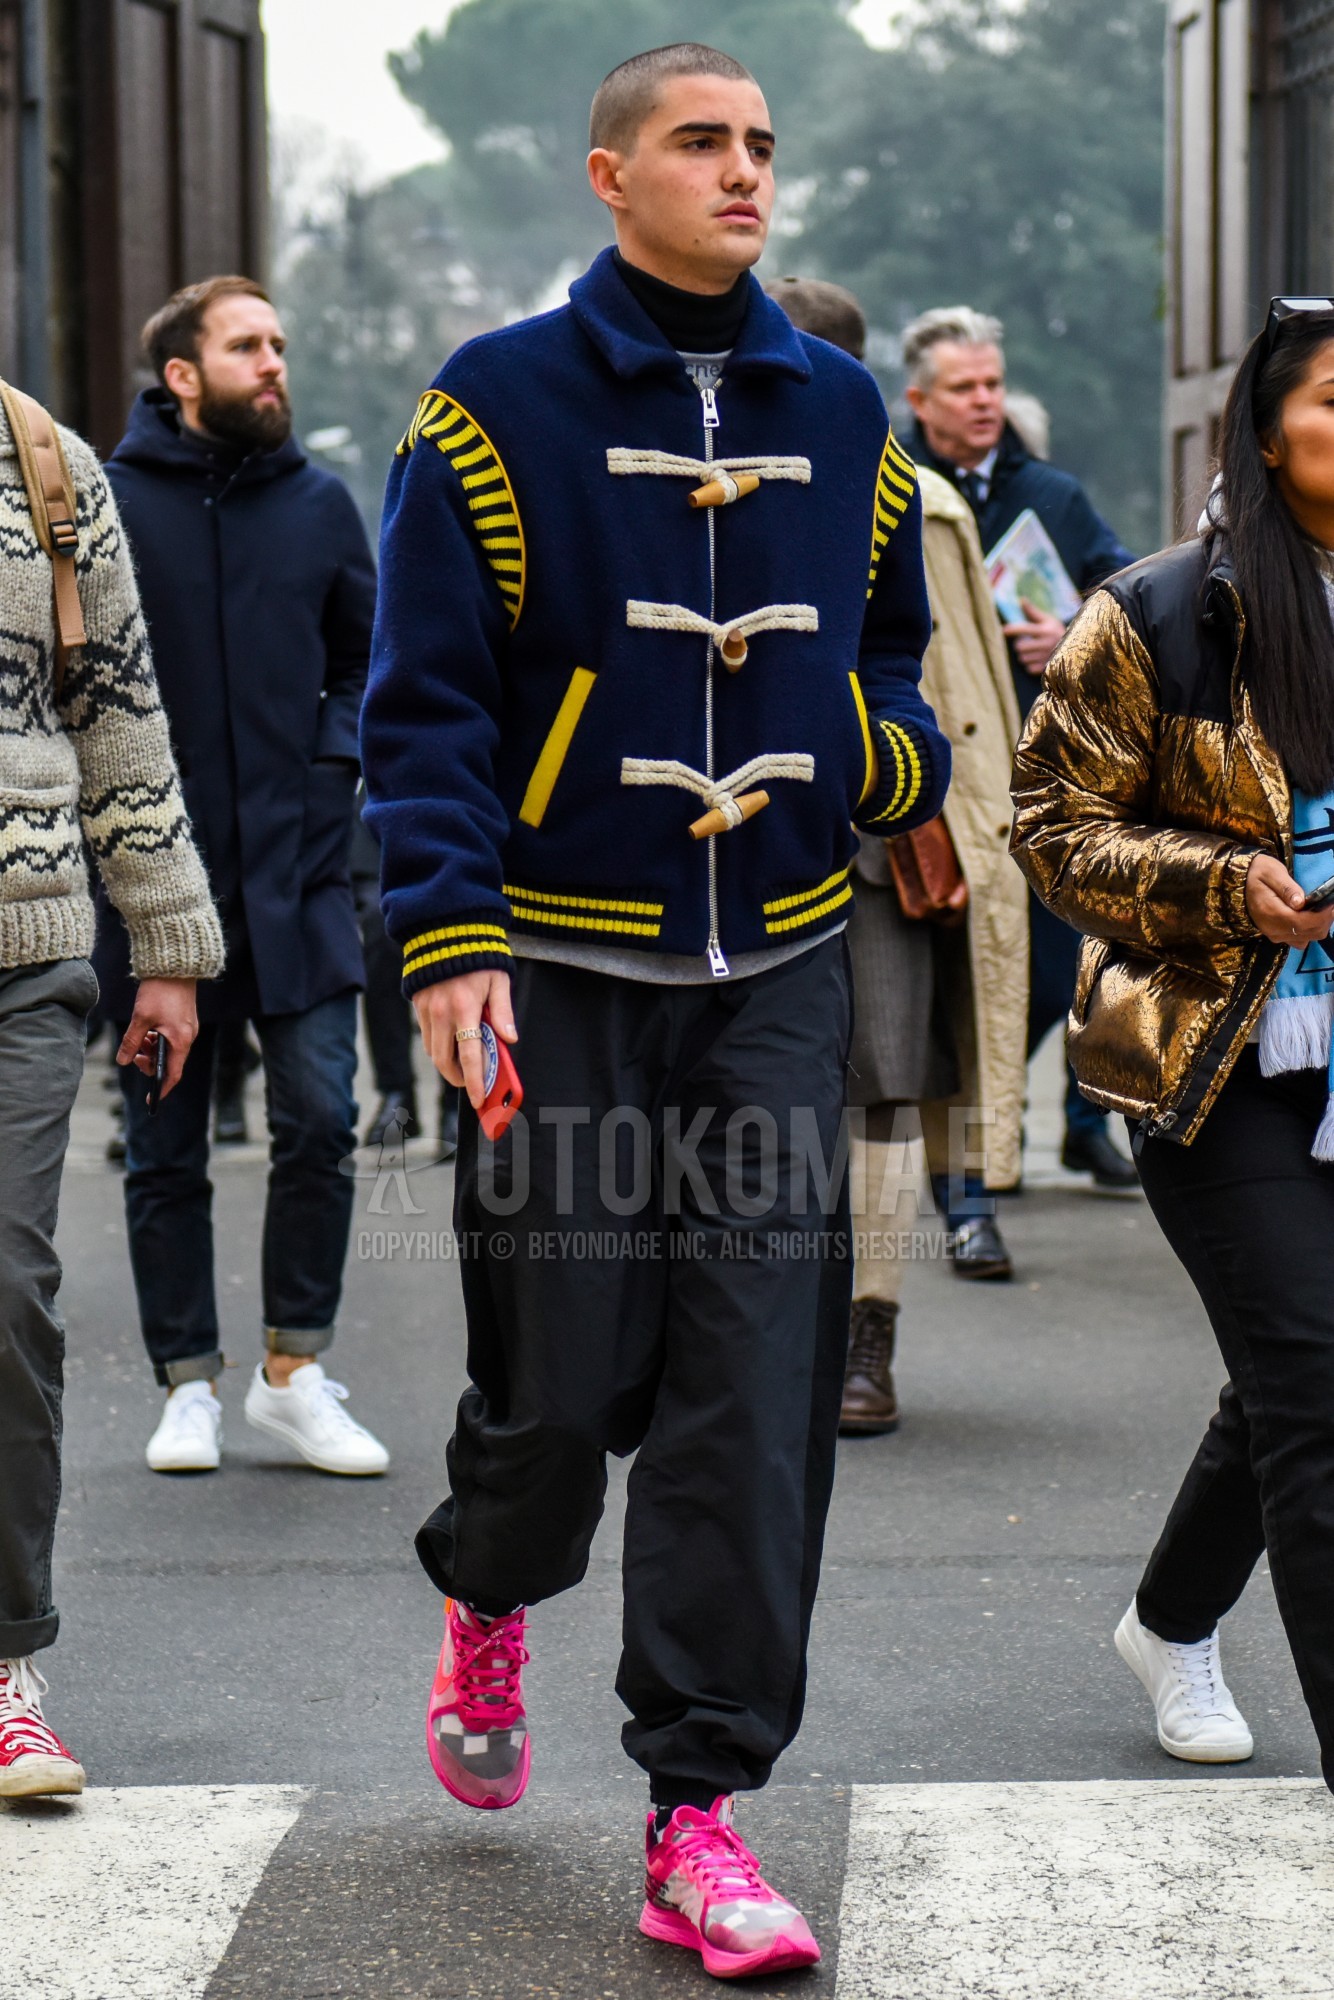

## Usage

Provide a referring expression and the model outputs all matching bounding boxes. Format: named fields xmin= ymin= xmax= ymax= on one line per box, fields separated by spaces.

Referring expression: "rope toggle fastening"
xmin=688 ymin=471 xmax=761 ymax=510
xmin=625 ymin=599 xmax=818 ymax=675
xmin=621 ymin=752 xmax=815 ymax=839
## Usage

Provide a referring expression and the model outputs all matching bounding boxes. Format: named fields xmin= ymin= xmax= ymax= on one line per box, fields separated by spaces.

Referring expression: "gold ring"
xmin=454 ymin=1026 xmax=485 ymax=1042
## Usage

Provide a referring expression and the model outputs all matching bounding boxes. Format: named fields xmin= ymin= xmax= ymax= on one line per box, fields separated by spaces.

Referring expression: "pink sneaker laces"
xmin=0 ymin=1658 xmax=69 ymax=1762
xmin=450 ymin=1606 xmax=529 ymax=1731
xmin=661 ymin=1809 xmax=769 ymax=1904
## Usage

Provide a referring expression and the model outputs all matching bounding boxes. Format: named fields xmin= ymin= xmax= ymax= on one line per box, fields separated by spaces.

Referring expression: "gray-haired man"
xmin=903 ymin=305 xmax=1138 ymax=1192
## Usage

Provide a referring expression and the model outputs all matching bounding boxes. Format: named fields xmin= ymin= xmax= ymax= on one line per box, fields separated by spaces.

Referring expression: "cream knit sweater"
xmin=0 ymin=409 xmax=222 ymax=981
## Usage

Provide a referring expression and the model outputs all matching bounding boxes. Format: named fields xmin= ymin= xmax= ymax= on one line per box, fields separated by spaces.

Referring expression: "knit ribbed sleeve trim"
xmin=126 ymin=905 xmax=226 ymax=983
xmin=401 ymin=914 xmax=513 ymax=997
xmin=853 ymin=715 xmax=935 ymax=831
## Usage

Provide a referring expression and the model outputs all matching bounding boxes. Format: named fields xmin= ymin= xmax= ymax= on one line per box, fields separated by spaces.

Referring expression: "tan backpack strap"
xmin=0 ymin=379 xmax=87 ymax=700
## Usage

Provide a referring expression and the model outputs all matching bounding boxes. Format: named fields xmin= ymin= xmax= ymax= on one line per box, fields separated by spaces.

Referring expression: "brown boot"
xmin=839 ymin=1299 xmax=900 ymax=1436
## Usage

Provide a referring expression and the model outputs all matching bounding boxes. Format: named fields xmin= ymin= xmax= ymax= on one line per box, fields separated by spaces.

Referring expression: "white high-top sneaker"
xmin=243 ymin=1361 xmax=389 ymax=1475
xmin=1115 ymin=1601 xmax=1254 ymax=1762
xmin=145 ymin=1379 xmax=222 ymax=1472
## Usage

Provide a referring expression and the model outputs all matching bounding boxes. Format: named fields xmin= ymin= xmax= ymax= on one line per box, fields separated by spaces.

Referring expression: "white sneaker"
xmin=1115 ymin=1601 xmax=1254 ymax=1762
xmin=145 ymin=1380 xmax=222 ymax=1472
xmin=243 ymin=1361 xmax=389 ymax=1476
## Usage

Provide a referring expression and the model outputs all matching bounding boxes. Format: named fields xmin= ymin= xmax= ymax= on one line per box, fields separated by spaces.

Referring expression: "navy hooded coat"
xmin=96 ymin=389 xmax=375 ymax=1020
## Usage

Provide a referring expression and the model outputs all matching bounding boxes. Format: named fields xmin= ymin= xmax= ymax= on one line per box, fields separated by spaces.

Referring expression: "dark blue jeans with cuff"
xmin=118 ymin=990 xmax=359 ymax=1386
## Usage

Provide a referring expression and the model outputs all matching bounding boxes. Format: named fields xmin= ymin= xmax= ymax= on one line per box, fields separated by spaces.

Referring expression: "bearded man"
xmin=96 ymin=276 xmax=388 ymax=1480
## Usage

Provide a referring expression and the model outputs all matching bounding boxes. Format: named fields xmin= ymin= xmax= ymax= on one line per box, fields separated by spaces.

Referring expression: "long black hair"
xmin=1220 ymin=312 xmax=1334 ymax=794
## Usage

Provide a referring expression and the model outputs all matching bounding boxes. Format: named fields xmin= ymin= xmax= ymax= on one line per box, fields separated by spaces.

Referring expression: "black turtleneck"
xmin=613 ymin=250 xmax=750 ymax=353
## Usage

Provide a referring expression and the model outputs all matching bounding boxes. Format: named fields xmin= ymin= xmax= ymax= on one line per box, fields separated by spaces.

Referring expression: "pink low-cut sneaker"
xmin=640 ymin=1796 xmax=820 ymax=1980
xmin=426 ymin=1599 xmax=530 ymax=1809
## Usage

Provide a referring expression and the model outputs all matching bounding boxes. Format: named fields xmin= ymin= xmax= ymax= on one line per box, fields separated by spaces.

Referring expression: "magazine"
xmin=984 ymin=508 xmax=1082 ymax=627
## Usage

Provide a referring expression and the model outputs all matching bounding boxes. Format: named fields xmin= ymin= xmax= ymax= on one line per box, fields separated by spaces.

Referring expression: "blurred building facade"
xmin=1167 ymin=0 xmax=1334 ymax=533
xmin=0 ymin=0 xmax=266 ymax=454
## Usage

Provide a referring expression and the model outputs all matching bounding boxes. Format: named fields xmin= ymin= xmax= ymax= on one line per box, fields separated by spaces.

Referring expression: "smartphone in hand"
xmin=145 ymin=1031 xmax=169 ymax=1117
xmin=478 ymin=1006 xmax=522 ymax=1141
xmin=1303 ymin=873 xmax=1334 ymax=914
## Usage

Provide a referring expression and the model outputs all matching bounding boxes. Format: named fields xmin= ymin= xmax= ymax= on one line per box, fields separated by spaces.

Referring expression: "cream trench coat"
xmin=853 ymin=465 xmax=1029 ymax=1189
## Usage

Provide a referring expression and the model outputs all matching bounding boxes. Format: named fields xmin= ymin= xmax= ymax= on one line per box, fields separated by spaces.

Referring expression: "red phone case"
xmin=478 ymin=1006 xmax=523 ymax=1141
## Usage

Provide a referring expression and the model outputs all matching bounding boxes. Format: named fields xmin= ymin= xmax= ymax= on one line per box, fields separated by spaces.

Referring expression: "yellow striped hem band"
xmin=503 ymin=882 xmax=663 ymax=917
xmin=763 ymin=866 xmax=852 ymax=918
xmin=765 ymin=884 xmax=854 ymax=935
xmin=507 ymin=904 xmax=663 ymax=938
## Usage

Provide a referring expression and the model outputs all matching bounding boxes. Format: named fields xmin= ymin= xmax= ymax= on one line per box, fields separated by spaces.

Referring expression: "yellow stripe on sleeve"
xmin=867 ymin=427 xmax=919 ymax=597
xmin=397 ymin=390 xmax=527 ymax=627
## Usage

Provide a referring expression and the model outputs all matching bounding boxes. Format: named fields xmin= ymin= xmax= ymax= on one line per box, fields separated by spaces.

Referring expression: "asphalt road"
xmin=10 ymin=1035 xmax=1321 ymax=1998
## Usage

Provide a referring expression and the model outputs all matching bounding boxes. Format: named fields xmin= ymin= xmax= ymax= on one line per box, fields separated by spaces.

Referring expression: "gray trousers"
xmin=0 ymin=958 xmax=97 ymax=1656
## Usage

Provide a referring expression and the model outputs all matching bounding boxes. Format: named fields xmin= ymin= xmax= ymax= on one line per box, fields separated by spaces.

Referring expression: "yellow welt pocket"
xmin=849 ymin=674 xmax=875 ymax=808
xmin=518 ymin=669 xmax=597 ymax=829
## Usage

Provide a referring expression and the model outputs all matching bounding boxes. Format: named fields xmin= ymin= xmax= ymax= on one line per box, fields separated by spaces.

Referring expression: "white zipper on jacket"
xmin=699 ymin=379 xmax=728 ymax=976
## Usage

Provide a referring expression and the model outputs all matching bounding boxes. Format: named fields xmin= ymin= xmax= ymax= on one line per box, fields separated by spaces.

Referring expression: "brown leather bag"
xmin=0 ymin=378 xmax=86 ymax=699
xmin=885 ymin=814 xmax=969 ymax=926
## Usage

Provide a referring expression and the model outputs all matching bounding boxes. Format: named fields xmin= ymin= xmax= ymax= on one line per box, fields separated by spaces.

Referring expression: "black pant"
xmin=1135 ymin=1046 xmax=1334 ymax=1788
xmin=416 ymin=939 xmax=853 ymax=1798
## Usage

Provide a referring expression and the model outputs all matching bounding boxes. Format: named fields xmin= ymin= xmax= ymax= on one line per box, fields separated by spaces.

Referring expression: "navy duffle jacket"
xmin=362 ymin=248 xmax=950 ymax=994
xmin=99 ymin=390 xmax=374 ymax=1020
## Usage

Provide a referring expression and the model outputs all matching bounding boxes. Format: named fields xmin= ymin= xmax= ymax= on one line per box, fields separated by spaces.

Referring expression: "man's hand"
xmin=117 ymin=978 xmax=199 ymax=1100
xmin=1003 ymin=597 xmax=1067 ymax=676
xmin=1246 ymin=854 xmax=1334 ymax=947
xmin=413 ymin=969 xmax=517 ymax=1110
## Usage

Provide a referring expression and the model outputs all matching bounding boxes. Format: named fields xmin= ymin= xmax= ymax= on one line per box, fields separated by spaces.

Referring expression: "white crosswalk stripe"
xmin=835 ymin=1778 xmax=1334 ymax=1999
xmin=0 ymin=1784 xmax=304 ymax=2000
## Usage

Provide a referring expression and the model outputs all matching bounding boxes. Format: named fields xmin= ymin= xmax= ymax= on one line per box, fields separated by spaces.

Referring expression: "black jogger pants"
xmin=1135 ymin=1045 xmax=1334 ymax=1790
xmin=416 ymin=937 xmax=853 ymax=1799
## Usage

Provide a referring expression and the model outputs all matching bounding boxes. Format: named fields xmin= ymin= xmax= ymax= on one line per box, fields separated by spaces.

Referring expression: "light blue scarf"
xmin=1257 ymin=785 xmax=1334 ymax=1158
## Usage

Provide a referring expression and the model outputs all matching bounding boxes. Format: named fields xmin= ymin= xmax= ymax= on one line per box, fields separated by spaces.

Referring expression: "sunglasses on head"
xmin=1261 ymin=295 xmax=1334 ymax=363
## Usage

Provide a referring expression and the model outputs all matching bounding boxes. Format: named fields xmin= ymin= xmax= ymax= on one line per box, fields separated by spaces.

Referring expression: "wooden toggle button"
xmin=689 ymin=789 xmax=770 ymax=840
xmin=688 ymin=472 xmax=761 ymax=510
xmin=718 ymin=630 xmax=749 ymax=672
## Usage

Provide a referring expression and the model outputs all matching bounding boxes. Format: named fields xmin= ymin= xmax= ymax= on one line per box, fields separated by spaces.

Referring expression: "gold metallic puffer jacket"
xmin=1010 ymin=536 xmax=1288 ymax=1147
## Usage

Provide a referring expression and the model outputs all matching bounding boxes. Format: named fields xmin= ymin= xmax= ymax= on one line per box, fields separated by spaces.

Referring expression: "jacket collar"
xmin=906 ymin=416 xmax=1029 ymax=488
xmin=109 ymin=388 xmax=307 ymax=486
xmin=1201 ymin=531 xmax=1243 ymax=635
xmin=567 ymin=246 xmax=813 ymax=386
